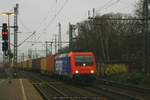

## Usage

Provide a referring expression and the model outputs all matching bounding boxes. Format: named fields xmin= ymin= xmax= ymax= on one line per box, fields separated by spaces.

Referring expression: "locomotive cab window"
xmin=75 ymin=56 xmax=94 ymax=66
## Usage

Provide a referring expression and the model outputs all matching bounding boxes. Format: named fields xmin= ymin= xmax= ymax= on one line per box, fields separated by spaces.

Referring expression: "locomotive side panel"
xmin=55 ymin=54 xmax=72 ymax=78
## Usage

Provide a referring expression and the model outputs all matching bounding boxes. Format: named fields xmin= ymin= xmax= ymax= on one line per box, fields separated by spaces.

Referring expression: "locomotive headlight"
xmin=90 ymin=70 xmax=94 ymax=74
xmin=75 ymin=70 xmax=79 ymax=74
xmin=83 ymin=63 xmax=86 ymax=66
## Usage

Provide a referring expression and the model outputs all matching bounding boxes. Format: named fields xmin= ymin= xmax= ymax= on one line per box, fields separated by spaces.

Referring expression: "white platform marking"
xmin=20 ymin=79 xmax=27 ymax=100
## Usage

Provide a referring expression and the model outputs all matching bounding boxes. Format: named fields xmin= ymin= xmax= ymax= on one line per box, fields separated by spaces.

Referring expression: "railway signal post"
xmin=0 ymin=4 xmax=18 ymax=83
xmin=2 ymin=23 xmax=9 ymax=55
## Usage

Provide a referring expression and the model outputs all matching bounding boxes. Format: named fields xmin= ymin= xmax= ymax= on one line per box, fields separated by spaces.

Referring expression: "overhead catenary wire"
xmin=19 ymin=16 xmax=31 ymax=31
xmin=97 ymin=0 xmax=115 ymax=10
xmin=17 ymin=1 xmax=60 ymax=47
xmin=25 ymin=0 xmax=69 ymax=48
xmin=42 ymin=0 xmax=69 ymax=31
xmin=18 ymin=0 xmax=122 ymax=49
xmin=105 ymin=0 xmax=121 ymax=9
xmin=18 ymin=31 xmax=36 ymax=47
xmin=97 ymin=0 xmax=121 ymax=13
xmin=31 ymin=0 xmax=69 ymax=46
xmin=35 ymin=1 xmax=58 ymax=32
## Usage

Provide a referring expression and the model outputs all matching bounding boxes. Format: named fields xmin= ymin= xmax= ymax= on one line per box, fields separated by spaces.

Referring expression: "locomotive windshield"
xmin=75 ymin=56 xmax=94 ymax=66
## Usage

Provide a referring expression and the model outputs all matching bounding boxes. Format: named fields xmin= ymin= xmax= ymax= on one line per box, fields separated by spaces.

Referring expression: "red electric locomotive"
xmin=55 ymin=52 xmax=96 ymax=81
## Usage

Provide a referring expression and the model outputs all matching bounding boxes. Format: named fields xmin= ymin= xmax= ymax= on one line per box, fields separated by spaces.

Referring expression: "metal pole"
xmin=54 ymin=35 xmax=57 ymax=53
xmin=7 ymin=14 xmax=12 ymax=83
xmin=50 ymin=42 xmax=53 ymax=54
xmin=14 ymin=4 xmax=18 ymax=68
xmin=58 ymin=23 xmax=62 ymax=51
xmin=69 ymin=23 xmax=73 ymax=51
xmin=45 ymin=41 xmax=48 ymax=57
xmin=8 ymin=15 xmax=10 ymax=54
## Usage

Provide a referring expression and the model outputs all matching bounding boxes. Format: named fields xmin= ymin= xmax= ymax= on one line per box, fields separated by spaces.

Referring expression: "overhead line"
xmin=97 ymin=0 xmax=121 ymax=12
xmin=25 ymin=41 xmax=69 ymax=43
xmin=19 ymin=16 xmax=31 ymax=31
xmin=31 ymin=0 xmax=69 ymax=47
xmin=28 ymin=0 xmax=69 ymax=47
xmin=43 ymin=0 xmax=69 ymax=31
xmin=89 ymin=17 xmax=144 ymax=20
xmin=18 ymin=31 xmax=36 ymax=47
xmin=35 ymin=1 xmax=57 ymax=32
xmin=97 ymin=0 xmax=114 ymax=10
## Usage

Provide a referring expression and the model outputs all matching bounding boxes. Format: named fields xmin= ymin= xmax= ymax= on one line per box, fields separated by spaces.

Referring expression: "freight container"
xmin=41 ymin=57 xmax=47 ymax=73
xmin=46 ymin=55 xmax=55 ymax=74
xmin=20 ymin=62 xmax=23 ymax=69
xmin=22 ymin=61 xmax=27 ymax=70
xmin=32 ymin=58 xmax=41 ymax=72
xmin=24 ymin=60 xmax=28 ymax=70
xmin=17 ymin=61 xmax=24 ymax=70
xmin=17 ymin=62 xmax=21 ymax=69
xmin=26 ymin=59 xmax=32 ymax=70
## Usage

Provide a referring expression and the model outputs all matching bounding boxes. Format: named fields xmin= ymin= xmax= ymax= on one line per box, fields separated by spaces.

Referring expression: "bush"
xmin=127 ymin=73 xmax=145 ymax=85
xmin=105 ymin=64 xmax=128 ymax=76
xmin=106 ymin=73 xmax=150 ymax=88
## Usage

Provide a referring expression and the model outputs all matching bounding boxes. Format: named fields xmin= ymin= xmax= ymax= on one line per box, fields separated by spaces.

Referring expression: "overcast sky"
xmin=0 ymin=0 xmax=139 ymax=61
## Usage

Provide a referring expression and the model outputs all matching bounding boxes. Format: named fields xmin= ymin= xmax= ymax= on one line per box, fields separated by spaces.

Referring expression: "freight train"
xmin=17 ymin=52 xmax=96 ymax=81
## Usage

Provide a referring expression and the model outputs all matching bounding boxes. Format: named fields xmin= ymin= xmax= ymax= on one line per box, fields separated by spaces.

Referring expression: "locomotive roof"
xmin=55 ymin=52 xmax=94 ymax=59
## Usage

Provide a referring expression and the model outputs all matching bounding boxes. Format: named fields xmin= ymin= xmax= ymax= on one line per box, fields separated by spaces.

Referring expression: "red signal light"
xmin=2 ymin=32 xmax=8 ymax=35
xmin=1 ymin=23 xmax=8 ymax=41
xmin=2 ymin=32 xmax=8 ymax=40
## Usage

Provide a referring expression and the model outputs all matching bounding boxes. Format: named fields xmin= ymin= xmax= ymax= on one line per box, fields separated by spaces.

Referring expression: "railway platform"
xmin=0 ymin=79 xmax=43 ymax=100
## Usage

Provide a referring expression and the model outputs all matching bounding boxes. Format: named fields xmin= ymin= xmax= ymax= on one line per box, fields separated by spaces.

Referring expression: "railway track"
xmin=98 ymin=79 xmax=150 ymax=94
xmin=79 ymin=86 xmax=137 ymax=100
xmin=20 ymin=70 xmax=149 ymax=100
xmin=34 ymin=82 xmax=107 ymax=100
xmin=34 ymin=83 xmax=68 ymax=100
xmin=19 ymin=71 xmax=108 ymax=100
xmin=8 ymin=70 xmax=150 ymax=100
xmin=92 ymin=78 xmax=150 ymax=100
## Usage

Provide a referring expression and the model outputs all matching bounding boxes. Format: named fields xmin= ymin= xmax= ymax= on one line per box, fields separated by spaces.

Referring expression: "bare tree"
xmin=74 ymin=13 xmax=142 ymax=64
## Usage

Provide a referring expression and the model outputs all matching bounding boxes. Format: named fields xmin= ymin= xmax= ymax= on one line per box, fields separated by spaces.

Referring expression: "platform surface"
xmin=0 ymin=79 xmax=43 ymax=100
